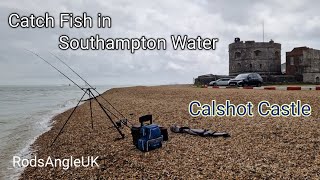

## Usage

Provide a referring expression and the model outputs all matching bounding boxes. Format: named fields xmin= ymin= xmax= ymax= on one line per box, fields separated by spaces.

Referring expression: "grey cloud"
xmin=0 ymin=0 xmax=319 ymax=85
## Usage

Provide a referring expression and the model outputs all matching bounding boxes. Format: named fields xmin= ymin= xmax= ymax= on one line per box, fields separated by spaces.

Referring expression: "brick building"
xmin=286 ymin=47 xmax=320 ymax=83
xmin=285 ymin=47 xmax=308 ymax=81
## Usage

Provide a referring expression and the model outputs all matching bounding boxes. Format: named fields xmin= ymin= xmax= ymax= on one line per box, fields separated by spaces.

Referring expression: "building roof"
xmin=286 ymin=46 xmax=309 ymax=56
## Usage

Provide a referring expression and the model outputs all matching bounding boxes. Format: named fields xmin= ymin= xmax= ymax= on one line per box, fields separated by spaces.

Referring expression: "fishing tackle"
xmin=25 ymin=49 xmax=126 ymax=147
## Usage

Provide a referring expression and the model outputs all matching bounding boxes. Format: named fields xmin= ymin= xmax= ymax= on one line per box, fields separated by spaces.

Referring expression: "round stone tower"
xmin=229 ymin=38 xmax=281 ymax=76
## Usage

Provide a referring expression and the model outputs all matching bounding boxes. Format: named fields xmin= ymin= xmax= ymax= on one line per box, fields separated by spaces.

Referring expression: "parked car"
xmin=228 ymin=73 xmax=263 ymax=87
xmin=209 ymin=78 xmax=231 ymax=86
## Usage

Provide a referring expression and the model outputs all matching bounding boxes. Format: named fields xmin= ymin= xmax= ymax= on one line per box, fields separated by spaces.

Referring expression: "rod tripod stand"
xmin=50 ymin=87 xmax=125 ymax=147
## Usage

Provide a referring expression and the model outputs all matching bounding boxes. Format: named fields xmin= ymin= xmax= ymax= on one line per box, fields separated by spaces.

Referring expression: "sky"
xmin=0 ymin=0 xmax=320 ymax=85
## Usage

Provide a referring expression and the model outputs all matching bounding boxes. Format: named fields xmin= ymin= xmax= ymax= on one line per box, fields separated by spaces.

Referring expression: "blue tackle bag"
xmin=137 ymin=124 xmax=163 ymax=152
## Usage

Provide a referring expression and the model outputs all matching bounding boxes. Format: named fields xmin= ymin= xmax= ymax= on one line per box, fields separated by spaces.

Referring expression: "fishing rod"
xmin=49 ymin=53 xmax=89 ymax=86
xmin=25 ymin=49 xmax=125 ymax=145
xmin=25 ymin=49 xmax=85 ymax=91
xmin=25 ymin=49 xmax=118 ymax=119
xmin=49 ymin=52 xmax=129 ymax=121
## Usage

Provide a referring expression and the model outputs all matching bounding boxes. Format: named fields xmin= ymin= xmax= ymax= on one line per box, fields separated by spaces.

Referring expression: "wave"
xmin=4 ymin=98 xmax=80 ymax=180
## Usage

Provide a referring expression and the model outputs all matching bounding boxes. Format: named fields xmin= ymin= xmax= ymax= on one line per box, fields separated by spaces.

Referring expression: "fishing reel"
xmin=115 ymin=119 xmax=129 ymax=128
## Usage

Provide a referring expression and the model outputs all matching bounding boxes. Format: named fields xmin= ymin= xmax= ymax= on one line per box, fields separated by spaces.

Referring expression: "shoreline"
xmin=8 ymin=98 xmax=81 ymax=180
xmin=0 ymin=85 xmax=89 ymax=180
xmin=20 ymin=85 xmax=320 ymax=179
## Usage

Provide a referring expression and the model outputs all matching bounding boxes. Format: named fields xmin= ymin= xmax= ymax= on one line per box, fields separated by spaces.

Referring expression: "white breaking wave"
xmin=6 ymin=98 xmax=80 ymax=180
xmin=0 ymin=85 xmax=113 ymax=180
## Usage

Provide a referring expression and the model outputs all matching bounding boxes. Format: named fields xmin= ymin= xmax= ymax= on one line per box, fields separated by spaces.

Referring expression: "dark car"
xmin=228 ymin=73 xmax=263 ymax=87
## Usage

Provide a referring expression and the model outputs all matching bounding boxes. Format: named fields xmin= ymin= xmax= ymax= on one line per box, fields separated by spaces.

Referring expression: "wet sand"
xmin=21 ymin=85 xmax=320 ymax=179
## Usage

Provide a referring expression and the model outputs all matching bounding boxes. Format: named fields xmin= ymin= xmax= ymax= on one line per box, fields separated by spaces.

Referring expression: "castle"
xmin=229 ymin=38 xmax=320 ymax=84
xmin=195 ymin=38 xmax=320 ymax=85
xmin=229 ymin=38 xmax=281 ymax=76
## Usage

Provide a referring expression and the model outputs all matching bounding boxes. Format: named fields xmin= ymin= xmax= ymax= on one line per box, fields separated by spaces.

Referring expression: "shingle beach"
xmin=21 ymin=85 xmax=320 ymax=179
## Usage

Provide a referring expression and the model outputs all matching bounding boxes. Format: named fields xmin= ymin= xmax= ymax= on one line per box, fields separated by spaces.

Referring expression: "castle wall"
xmin=229 ymin=40 xmax=281 ymax=76
xmin=302 ymin=49 xmax=320 ymax=83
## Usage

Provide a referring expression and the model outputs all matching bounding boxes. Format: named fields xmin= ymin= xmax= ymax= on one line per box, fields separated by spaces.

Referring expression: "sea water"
xmin=0 ymin=85 xmax=115 ymax=179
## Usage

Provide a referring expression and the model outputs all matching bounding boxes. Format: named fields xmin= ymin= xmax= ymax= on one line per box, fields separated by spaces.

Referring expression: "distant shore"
xmin=21 ymin=85 xmax=320 ymax=179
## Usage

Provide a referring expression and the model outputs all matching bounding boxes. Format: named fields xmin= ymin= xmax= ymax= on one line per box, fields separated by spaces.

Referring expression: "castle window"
xmin=260 ymin=64 xmax=262 ymax=69
xmin=237 ymin=63 xmax=241 ymax=68
xmin=254 ymin=50 xmax=261 ymax=56
xmin=235 ymin=52 xmax=241 ymax=58
xmin=275 ymin=51 xmax=280 ymax=59
xmin=290 ymin=57 xmax=294 ymax=65
xmin=250 ymin=64 xmax=253 ymax=70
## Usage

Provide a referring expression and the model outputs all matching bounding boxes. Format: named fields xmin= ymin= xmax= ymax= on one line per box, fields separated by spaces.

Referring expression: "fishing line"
xmin=49 ymin=52 xmax=133 ymax=126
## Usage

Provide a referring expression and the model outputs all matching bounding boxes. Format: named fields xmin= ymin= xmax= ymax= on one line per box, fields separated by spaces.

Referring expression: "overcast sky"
xmin=0 ymin=0 xmax=320 ymax=85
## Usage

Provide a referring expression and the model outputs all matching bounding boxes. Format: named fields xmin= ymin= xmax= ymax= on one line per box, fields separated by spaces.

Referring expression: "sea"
xmin=0 ymin=85 xmax=116 ymax=179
